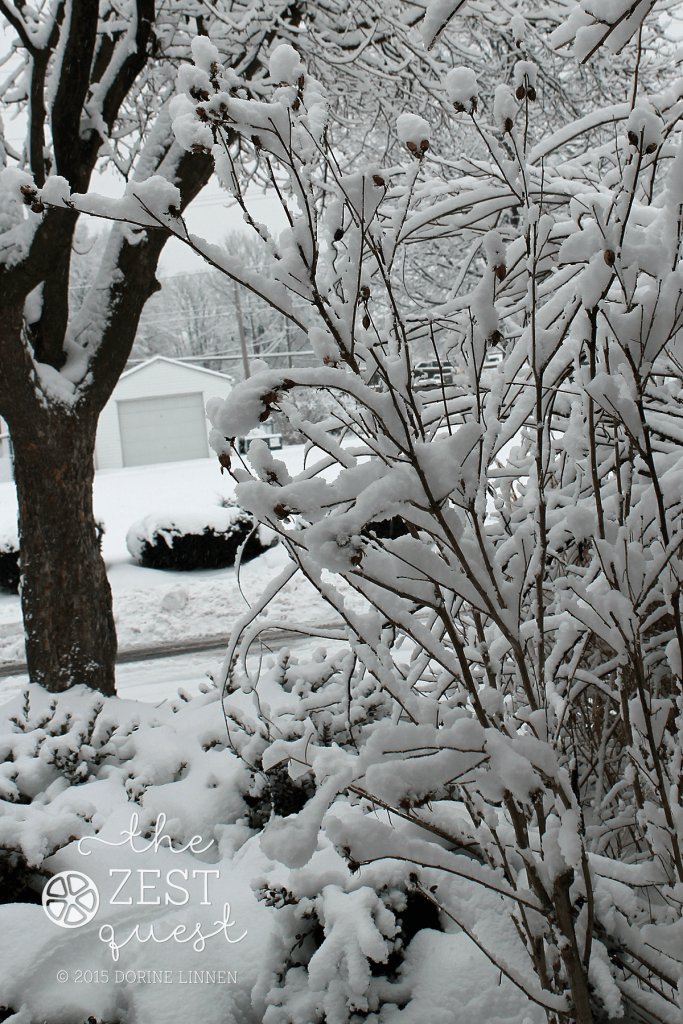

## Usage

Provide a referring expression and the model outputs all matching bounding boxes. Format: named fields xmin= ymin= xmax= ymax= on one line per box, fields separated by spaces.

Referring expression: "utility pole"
xmin=285 ymin=320 xmax=292 ymax=368
xmin=233 ymin=281 xmax=250 ymax=379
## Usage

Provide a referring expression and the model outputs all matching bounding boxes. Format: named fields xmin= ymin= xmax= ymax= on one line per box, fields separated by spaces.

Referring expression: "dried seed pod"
xmin=603 ymin=249 xmax=615 ymax=267
xmin=516 ymin=85 xmax=525 ymax=100
xmin=494 ymin=263 xmax=507 ymax=281
xmin=372 ymin=175 xmax=386 ymax=187
xmin=218 ymin=451 xmax=231 ymax=471
xmin=349 ymin=551 xmax=363 ymax=567
xmin=645 ymin=142 xmax=657 ymax=154
xmin=191 ymin=143 xmax=211 ymax=155
xmin=504 ymin=117 xmax=514 ymax=133
xmin=361 ymin=285 xmax=370 ymax=299
xmin=406 ymin=140 xmax=418 ymax=152
xmin=627 ymin=130 xmax=639 ymax=148
xmin=31 ymin=202 xmax=45 ymax=214
xmin=527 ymin=86 xmax=536 ymax=101
xmin=420 ymin=139 xmax=429 ymax=151
xmin=20 ymin=184 xmax=37 ymax=205
xmin=195 ymin=107 xmax=209 ymax=121
xmin=362 ymin=314 xmax=371 ymax=329
xmin=273 ymin=503 xmax=292 ymax=521
xmin=333 ymin=228 xmax=344 ymax=241
xmin=292 ymin=98 xmax=300 ymax=111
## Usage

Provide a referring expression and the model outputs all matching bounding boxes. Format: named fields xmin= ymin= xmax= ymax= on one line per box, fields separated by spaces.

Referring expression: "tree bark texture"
xmin=11 ymin=406 xmax=116 ymax=695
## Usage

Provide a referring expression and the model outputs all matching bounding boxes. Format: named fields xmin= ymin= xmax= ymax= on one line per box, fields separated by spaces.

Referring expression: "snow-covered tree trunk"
xmin=0 ymin=175 xmax=209 ymax=691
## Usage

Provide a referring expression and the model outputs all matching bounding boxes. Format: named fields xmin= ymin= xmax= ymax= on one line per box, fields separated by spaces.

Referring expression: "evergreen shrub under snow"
xmin=0 ymin=547 xmax=20 ymax=593
xmin=0 ymin=678 xmax=535 ymax=1024
xmin=126 ymin=503 xmax=273 ymax=571
xmin=0 ymin=524 xmax=19 ymax=593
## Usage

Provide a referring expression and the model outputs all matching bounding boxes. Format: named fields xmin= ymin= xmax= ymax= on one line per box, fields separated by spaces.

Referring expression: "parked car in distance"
xmin=482 ymin=348 xmax=504 ymax=373
xmin=236 ymin=429 xmax=284 ymax=455
xmin=413 ymin=360 xmax=454 ymax=388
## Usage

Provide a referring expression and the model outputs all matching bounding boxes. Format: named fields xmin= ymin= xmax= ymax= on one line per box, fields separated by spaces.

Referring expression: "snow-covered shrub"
xmin=271 ymin=387 xmax=338 ymax=446
xmin=0 ymin=679 xmax=543 ymax=1024
xmin=244 ymin=765 xmax=317 ymax=831
xmin=361 ymin=516 xmax=410 ymax=542
xmin=0 ymin=522 xmax=19 ymax=593
xmin=126 ymin=503 xmax=271 ymax=571
xmin=0 ymin=683 xmax=251 ymax=896
xmin=0 ymin=546 xmax=19 ymax=593
xmin=148 ymin=25 xmax=683 ymax=1024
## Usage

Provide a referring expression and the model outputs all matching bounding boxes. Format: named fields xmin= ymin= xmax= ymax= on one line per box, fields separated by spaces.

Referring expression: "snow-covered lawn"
xmin=0 ymin=448 xmax=366 ymax=677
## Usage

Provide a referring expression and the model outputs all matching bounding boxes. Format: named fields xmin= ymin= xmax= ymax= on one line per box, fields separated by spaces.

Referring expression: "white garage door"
xmin=117 ymin=392 xmax=209 ymax=467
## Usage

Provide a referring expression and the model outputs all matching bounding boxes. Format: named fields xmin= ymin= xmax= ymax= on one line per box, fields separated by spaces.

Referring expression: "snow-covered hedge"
xmin=0 ymin=681 xmax=538 ymax=1024
xmin=0 ymin=549 xmax=19 ymax=593
xmin=0 ymin=524 xmax=19 ymax=593
xmin=126 ymin=504 xmax=273 ymax=571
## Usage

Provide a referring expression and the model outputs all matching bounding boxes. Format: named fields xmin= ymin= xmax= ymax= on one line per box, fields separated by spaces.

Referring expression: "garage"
xmin=94 ymin=356 xmax=234 ymax=471
xmin=117 ymin=392 xmax=209 ymax=467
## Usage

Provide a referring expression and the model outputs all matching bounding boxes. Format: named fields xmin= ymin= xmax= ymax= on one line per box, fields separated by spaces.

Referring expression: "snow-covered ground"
xmin=0 ymin=447 xmax=366 ymax=689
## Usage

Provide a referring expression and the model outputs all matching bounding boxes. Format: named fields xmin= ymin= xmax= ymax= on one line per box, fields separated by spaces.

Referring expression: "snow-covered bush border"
xmin=126 ymin=502 xmax=274 ymax=571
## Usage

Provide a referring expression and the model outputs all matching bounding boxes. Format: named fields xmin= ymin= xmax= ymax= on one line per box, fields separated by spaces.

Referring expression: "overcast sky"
xmin=0 ymin=21 xmax=288 ymax=278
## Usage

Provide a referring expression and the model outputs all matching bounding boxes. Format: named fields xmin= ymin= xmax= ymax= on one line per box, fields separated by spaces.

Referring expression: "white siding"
xmin=95 ymin=358 xmax=232 ymax=470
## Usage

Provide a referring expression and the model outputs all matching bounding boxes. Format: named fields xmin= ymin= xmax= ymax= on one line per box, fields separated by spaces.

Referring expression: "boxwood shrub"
xmin=0 ymin=547 xmax=19 ymax=593
xmin=126 ymin=503 xmax=271 ymax=571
